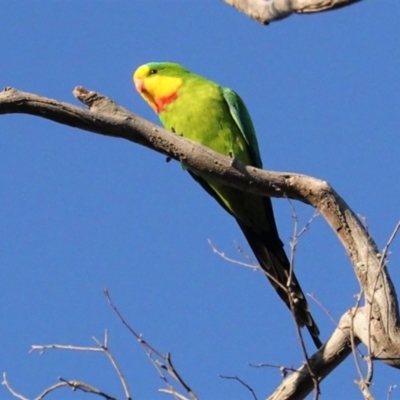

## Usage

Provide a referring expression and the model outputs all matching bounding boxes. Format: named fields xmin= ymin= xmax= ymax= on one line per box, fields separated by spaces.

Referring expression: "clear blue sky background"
xmin=1 ymin=1 xmax=399 ymax=399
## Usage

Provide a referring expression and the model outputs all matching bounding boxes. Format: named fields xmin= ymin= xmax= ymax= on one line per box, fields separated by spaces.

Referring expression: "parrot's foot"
xmin=171 ymin=127 xmax=184 ymax=137
xmin=166 ymin=127 xmax=180 ymax=162
xmin=228 ymin=151 xmax=240 ymax=168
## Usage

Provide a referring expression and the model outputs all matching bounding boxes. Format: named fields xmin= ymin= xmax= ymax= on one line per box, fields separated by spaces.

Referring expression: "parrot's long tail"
xmin=237 ymin=221 xmax=322 ymax=349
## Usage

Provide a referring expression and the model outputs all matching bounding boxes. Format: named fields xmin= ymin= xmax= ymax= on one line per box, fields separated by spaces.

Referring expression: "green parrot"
xmin=133 ymin=62 xmax=322 ymax=348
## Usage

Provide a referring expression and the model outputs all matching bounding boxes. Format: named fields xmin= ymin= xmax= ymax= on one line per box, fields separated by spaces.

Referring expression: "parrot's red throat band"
xmin=153 ymin=91 xmax=178 ymax=113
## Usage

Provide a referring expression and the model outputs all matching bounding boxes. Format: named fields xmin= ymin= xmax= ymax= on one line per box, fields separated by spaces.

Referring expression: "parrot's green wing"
xmin=186 ymin=87 xmax=264 ymax=218
xmin=222 ymin=87 xmax=263 ymax=169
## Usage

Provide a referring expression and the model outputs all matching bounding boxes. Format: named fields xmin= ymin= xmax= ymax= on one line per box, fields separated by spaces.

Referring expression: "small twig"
xmin=233 ymin=240 xmax=258 ymax=266
xmin=208 ymin=240 xmax=290 ymax=294
xmin=104 ymin=289 xmax=165 ymax=358
xmin=286 ymin=201 xmax=320 ymax=398
xmin=2 ymin=373 xmax=29 ymax=400
xmin=59 ymin=377 xmax=118 ymax=400
xmin=104 ymin=290 xmax=183 ymax=396
xmin=104 ymin=289 xmax=197 ymax=400
xmin=295 ymin=209 xmax=320 ymax=240
xmin=382 ymin=221 xmax=400 ymax=252
xmin=207 ymin=239 xmax=261 ymax=270
xmin=287 ymin=202 xmax=319 ymax=298
xmin=248 ymin=362 xmax=306 ymax=378
xmin=165 ymin=354 xmax=197 ymax=400
xmin=158 ymin=388 xmax=190 ymax=400
xmin=29 ymin=332 xmax=132 ymax=400
xmin=387 ymin=384 xmax=397 ymax=400
xmin=35 ymin=382 xmax=73 ymax=400
xmin=308 ymin=293 xmax=337 ymax=326
xmin=289 ymin=309 xmax=320 ymax=400
xmin=104 ymin=290 xmax=174 ymax=390
xmin=30 ymin=344 xmax=103 ymax=354
xmin=288 ymin=203 xmax=319 ymax=276
xmin=220 ymin=375 xmax=258 ymax=400
xmin=2 ymin=372 xmax=118 ymax=400
xmin=92 ymin=333 xmax=132 ymax=400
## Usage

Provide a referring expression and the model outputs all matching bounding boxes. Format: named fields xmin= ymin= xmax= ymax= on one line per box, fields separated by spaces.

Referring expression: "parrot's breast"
xmin=160 ymin=80 xmax=252 ymax=166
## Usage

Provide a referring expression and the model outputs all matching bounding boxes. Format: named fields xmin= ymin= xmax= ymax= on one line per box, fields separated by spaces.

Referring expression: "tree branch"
xmin=1 ymin=87 xmax=400 ymax=399
xmin=268 ymin=311 xmax=357 ymax=399
xmin=221 ymin=0 xmax=363 ymax=25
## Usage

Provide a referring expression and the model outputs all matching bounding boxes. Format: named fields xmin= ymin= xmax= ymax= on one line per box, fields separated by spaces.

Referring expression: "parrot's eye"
xmin=149 ymin=69 xmax=158 ymax=75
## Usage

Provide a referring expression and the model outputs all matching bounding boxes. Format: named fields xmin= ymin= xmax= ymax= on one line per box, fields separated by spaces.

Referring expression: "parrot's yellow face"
xmin=133 ymin=64 xmax=182 ymax=113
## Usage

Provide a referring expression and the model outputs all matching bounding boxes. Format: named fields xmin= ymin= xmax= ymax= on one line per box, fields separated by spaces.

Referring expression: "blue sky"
xmin=1 ymin=1 xmax=399 ymax=399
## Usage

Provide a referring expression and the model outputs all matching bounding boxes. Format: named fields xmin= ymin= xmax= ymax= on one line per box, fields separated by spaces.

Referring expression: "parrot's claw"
xmin=171 ymin=127 xmax=184 ymax=137
xmin=167 ymin=127 xmax=178 ymax=162
xmin=228 ymin=151 xmax=239 ymax=167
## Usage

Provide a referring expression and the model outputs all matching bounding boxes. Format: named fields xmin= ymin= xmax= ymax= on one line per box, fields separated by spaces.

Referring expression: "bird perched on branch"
xmin=133 ymin=62 xmax=321 ymax=348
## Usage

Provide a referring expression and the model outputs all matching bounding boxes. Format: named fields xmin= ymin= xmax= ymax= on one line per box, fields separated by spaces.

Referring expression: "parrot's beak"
xmin=134 ymin=78 xmax=144 ymax=92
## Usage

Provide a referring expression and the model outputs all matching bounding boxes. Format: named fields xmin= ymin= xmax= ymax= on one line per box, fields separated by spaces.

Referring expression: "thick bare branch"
xmin=1 ymin=87 xmax=400 ymax=397
xmin=221 ymin=0 xmax=363 ymax=25
xmin=0 ymin=87 xmax=361 ymax=205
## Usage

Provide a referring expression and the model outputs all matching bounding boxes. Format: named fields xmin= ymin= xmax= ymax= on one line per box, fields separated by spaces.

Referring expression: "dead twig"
xmin=387 ymin=384 xmax=397 ymax=400
xmin=207 ymin=239 xmax=261 ymax=270
xmin=2 ymin=374 xmax=29 ymax=400
xmin=2 ymin=372 xmax=118 ymax=400
xmin=104 ymin=289 xmax=198 ymax=400
xmin=29 ymin=331 xmax=132 ymax=400
xmin=220 ymin=375 xmax=258 ymax=400
xmin=58 ymin=378 xmax=118 ymax=400
xmin=287 ymin=202 xmax=321 ymax=398
xmin=248 ymin=362 xmax=306 ymax=378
